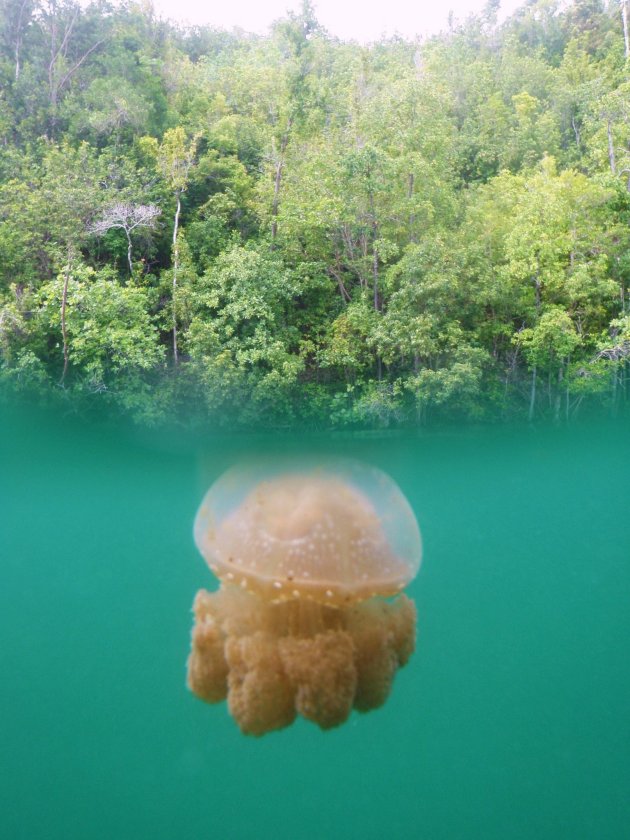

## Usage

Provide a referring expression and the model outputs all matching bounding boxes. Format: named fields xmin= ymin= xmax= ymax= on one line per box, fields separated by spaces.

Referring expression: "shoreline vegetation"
xmin=0 ymin=0 xmax=629 ymax=430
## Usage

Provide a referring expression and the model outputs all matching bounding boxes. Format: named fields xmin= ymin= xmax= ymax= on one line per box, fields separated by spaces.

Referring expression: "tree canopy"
xmin=1 ymin=0 xmax=628 ymax=428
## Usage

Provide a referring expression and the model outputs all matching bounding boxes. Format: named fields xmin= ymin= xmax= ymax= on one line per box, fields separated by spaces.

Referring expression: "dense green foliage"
xmin=1 ymin=0 xmax=629 ymax=428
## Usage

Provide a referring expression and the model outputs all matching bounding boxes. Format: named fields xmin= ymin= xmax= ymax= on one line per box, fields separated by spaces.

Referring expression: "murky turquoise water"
xmin=1 ymin=407 xmax=629 ymax=839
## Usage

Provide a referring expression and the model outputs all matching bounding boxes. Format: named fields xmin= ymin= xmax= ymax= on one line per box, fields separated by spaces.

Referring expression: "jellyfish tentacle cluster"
xmin=187 ymin=460 xmax=421 ymax=736
xmin=189 ymin=585 xmax=416 ymax=735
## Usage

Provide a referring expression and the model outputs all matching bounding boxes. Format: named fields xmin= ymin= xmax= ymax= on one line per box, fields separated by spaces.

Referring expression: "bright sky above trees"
xmin=152 ymin=0 xmax=526 ymax=41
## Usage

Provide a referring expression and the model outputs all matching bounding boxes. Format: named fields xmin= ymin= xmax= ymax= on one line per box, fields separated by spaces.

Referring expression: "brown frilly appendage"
xmin=187 ymin=585 xmax=416 ymax=736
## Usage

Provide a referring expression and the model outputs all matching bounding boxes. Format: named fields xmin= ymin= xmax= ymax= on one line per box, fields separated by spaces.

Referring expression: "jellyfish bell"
xmin=194 ymin=460 xmax=422 ymax=605
xmin=188 ymin=459 xmax=421 ymax=736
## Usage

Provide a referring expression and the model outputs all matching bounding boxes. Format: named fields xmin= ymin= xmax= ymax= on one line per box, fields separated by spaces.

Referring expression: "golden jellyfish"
xmin=187 ymin=459 xmax=422 ymax=736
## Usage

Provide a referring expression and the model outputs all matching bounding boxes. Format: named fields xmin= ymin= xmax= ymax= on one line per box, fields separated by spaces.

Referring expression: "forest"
xmin=0 ymin=0 xmax=629 ymax=429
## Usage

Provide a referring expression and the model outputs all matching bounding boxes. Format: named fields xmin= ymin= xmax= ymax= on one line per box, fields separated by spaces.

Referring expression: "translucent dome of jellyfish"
xmin=187 ymin=458 xmax=422 ymax=736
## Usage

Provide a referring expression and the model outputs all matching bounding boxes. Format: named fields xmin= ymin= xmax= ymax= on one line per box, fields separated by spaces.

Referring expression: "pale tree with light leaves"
xmin=88 ymin=202 xmax=161 ymax=274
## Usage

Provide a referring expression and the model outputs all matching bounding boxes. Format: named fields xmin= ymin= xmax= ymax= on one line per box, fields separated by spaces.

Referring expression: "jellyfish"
xmin=187 ymin=459 xmax=421 ymax=736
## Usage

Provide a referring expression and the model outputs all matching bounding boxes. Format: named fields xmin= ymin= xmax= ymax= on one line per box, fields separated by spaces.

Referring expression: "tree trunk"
xmin=328 ymin=260 xmax=351 ymax=303
xmin=408 ymin=172 xmax=417 ymax=242
xmin=622 ymin=0 xmax=630 ymax=60
xmin=369 ymin=189 xmax=379 ymax=311
xmin=607 ymin=119 xmax=616 ymax=175
xmin=571 ymin=115 xmax=580 ymax=149
xmin=13 ymin=0 xmax=31 ymax=81
xmin=554 ymin=366 xmax=563 ymax=424
xmin=126 ymin=230 xmax=133 ymax=275
xmin=271 ymin=122 xmax=292 ymax=244
xmin=15 ymin=36 xmax=21 ymax=81
xmin=44 ymin=4 xmax=105 ymax=139
xmin=48 ymin=15 xmax=59 ymax=138
xmin=372 ymin=249 xmax=379 ymax=311
xmin=373 ymin=217 xmax=383 ymax=379
xmin=60 ymin=263 xmax=70 ymax=384
xmin=270 ymin=159 xmax=283 ymax=242
xmin=565 ymin=354 xmax=571 ymax=422
xmin=528 ymin=364 xmax=537 ymax=422
xmin=172 ymin=191 xmax=181 ymax=364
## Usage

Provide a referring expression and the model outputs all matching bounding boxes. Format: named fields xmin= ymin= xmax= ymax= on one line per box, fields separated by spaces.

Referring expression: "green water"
xmin=1 ymin=409 xmax=629 ymax=840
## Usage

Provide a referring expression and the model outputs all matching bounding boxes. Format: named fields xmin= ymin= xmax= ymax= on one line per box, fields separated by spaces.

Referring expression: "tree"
xmin=592 ymin=314 xmax=630 ymax=413
xmin=514 ymin=307 xmax=581 ymax=422
xmin=38 ymin=0 xmax=109 ymax=137
xmin=187 ymin=243 xmax=306 ymax=424
xmin=0 ymin=0 xmax=35 ymax=82
xmin=65 ymin=76 xmax=153 ymax=145
xmin=35 ymin=263 xmax=164 ymax=406
xmin=483 ymin=157 xmax=616 ymax=418
xmin=152 ymin=127 xmax=198 ymax=364
xmin=620 ymin=0 xmax=629 ymax=59
xmin=89 ymin=202 xmax=161 ymax=274
xmin=584 ymin=83 xmax=630 ymax=187
xmin=142 ymin=126 xmax=199 ymax=364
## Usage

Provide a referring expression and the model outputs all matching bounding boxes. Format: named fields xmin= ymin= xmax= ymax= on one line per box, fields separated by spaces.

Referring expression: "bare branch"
xmin=89 ymin=203 xmax=161 ymax=236
xmin=88 ymin=203 xmax=161 ymax=273
xmin=593 ymin=341 xmax=630 ymax=362
xmin=57 ymin=37 xmax=108 ymax=96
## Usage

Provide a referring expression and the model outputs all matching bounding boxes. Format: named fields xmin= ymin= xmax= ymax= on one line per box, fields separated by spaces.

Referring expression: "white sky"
xmin=151 ymin=0 xmax=527 ymax=43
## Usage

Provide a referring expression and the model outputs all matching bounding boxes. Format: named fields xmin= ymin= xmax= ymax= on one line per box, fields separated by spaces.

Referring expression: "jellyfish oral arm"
xmin=187 ymin=585 xmax=417 ymax=736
